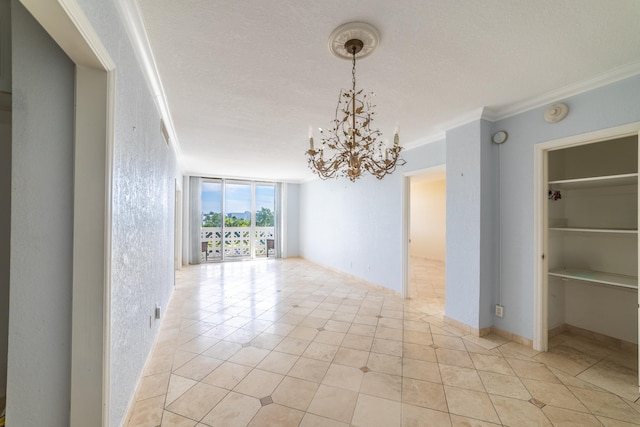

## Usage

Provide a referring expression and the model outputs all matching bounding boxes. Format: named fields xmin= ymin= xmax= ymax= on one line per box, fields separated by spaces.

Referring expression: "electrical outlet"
xmin=495 ymin=304 xmax=504 ymax=318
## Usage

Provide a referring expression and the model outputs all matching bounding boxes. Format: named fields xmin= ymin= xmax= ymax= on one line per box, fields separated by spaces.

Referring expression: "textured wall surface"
xmin=478 ymin=119 xmax=499 ymax=330
xmin=445 ymin=122 xmax=483 ymax=328
xmin=11 ymin=0 xmax=181 ymax=425
xmin=300 ymin=140 xmax=446 ymax=294
xmin=493 ymin=74 xmax=640 ymax=340
xmin=72 ymin=1 xmax=181 ymax=424
xmin=7 ymin=2 xmax=75 ymax=424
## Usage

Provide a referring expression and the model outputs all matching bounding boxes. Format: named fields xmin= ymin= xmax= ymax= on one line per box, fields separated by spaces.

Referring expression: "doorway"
xmin=534 ymin=122 xmax=640 ymax=394
xmin=404 ymin=167 xmax=447 ymax=314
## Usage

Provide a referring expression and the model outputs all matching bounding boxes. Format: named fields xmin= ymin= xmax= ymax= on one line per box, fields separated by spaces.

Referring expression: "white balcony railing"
xmin=201 ymin=226 xmax=275 ymax=261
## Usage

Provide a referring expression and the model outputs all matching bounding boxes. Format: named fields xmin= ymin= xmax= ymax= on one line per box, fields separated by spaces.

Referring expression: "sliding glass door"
xmin=201 ymin=179 xmax=223 ymax=261
xmin=224 ymin=181 xmax=252 ymax=259
xmin=255 ymin=183 xmax=276 ymax=257
xmin=200 ymin=179 xmax=277 ymax=262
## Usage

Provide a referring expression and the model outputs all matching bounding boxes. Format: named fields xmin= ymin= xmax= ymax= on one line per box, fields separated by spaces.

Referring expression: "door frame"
xmin=533 ymin=121 xmax=640 ymax=354
xmin=402 ymin=164 xmax=446 ymax=299
xmin=19 ymin=1 xmax=115 ymax=425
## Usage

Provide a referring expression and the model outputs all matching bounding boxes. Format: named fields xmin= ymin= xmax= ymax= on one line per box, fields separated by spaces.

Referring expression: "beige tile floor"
xmin=126 ymin=258 xmax=640 ymax=426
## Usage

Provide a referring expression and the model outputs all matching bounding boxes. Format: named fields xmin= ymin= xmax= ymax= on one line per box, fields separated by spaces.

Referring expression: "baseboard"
xmin=490 ymin=326 xmax=533 ymax=347
xmin=299 ymin=257 xmax=401 ymax=298
xmin=442 ymin=316 xmax=534 ymax=348
xmin=443 ymin=316 xmax=492 ymax=337
xmin=121 ymin=285 xmax=177 ymax=425
xmin=548 ymin=323 xmax=569 ymax=338
xmin=561 ymin=324 xmax=636 ymax=351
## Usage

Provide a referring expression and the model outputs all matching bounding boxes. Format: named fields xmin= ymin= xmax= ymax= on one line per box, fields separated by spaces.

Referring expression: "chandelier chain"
xmin=351 ymin=48 xmax=357 ymax=92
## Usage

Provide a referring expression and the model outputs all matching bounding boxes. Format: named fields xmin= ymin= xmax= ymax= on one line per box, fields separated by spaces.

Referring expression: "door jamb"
xmin=533 ymin=122 xmax=640 ymax=352
xmin=18 ymin=1 xmax=115 ymax=425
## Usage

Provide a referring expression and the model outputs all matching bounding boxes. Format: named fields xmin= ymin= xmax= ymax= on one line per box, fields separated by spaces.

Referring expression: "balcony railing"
xmin=201 ymin=226 xmax=275 ymax=261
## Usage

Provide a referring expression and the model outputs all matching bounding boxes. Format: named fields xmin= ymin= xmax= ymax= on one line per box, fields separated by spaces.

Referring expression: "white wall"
xmin=300 ymin=141 xmax=446 ymax=294
xmin=565 ymin=282 xmax=637 ymax=343
xmin=8 ymin=2 xmax=75 ymax=424
xmin=410 ymin=179 xmax=446 ymax=261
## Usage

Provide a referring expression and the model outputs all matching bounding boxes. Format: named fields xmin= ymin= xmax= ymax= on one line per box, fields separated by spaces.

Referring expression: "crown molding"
xmin=114 ymin=0 xmax=184 ymax=173
xmin=402 ymin=131 xmax=446 ymax=151
xmin=401 ymin=107 xmax=492 ymax=151
xmin=492 ymin=61 xmax=640 ymax=121
xmin=403 ymin=63 xmax=640 ymax=152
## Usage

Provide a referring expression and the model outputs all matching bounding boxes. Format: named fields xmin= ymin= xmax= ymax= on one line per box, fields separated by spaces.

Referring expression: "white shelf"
xmin=549 ymin=227 xmax=638 ymax=234
xmin=548 ymin=173 xmax=637 ymax=190
xmin=549 ymin=268 xmax=638 ymax=290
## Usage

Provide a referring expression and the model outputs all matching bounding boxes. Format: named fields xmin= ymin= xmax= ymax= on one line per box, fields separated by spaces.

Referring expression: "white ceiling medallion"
xmin=544 ymin=103 xmax=569 ymax=123
xmin=328 ymin=22 xmax=380 ymax=60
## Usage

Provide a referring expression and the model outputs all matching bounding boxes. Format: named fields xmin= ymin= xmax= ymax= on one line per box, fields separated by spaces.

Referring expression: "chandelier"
xmin=306 ymin=23 xmax=405 ymax=182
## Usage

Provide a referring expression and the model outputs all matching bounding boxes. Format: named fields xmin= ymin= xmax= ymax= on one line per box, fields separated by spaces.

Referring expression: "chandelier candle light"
xmin=306 ymin=23 xmax=405 ymax=182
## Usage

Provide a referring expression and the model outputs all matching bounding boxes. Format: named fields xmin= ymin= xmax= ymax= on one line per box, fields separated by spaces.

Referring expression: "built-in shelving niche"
xmin=547 ymin=136 xmax=638 ymax=345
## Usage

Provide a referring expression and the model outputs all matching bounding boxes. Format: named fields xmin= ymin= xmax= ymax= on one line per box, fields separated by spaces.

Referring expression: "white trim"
xmin=113 ymin=0 xmax=184 ymax=173
xmin=496 ymin=62 xmax=640 ymax=122
xmin=20 ymin=0 xmax=114 ymax=70
xmin=533 ymin=121 xmax=640 ymax=352
xmin=103 ymin=68 xmax=115 ymax=426
xmin=533 ymin=143 xmax=547 ymax=351
xmin=18 ymin=1 xmax=115 ymax=425
xmin=399 ymin=66 xmax=640 ymax=153
xmin=402 ymin=132 xmax=446 ymax=151
xmin=281 ymin=183 xmax=288 ymax=259
xmin=401 ymin=175 xmax=410 ymax=299
xmin=401 ymin=107 xmax=495 ymax=151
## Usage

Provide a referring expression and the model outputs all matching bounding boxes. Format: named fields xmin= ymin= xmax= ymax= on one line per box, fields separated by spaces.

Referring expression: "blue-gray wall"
xmin=300 ymin=74 xmax=640 ymax=341
xmin=445 ymin=119 xmax=499 ymax=331
xmin=9 ymin=1 xmax=181 ymax=425
xmin=8 ymin=2 xmax=75 ymax=425
xmin=493 ymin=75 xmax=640 ymax=340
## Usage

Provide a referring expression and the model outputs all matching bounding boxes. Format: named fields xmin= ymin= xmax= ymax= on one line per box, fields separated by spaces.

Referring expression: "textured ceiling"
xmin=137 ymin=0 xmax=640 ymax=182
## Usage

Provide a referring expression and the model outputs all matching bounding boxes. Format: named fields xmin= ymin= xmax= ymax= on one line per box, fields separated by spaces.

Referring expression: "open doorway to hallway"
xmin=408 ymin=169 xmax=446 ymax=316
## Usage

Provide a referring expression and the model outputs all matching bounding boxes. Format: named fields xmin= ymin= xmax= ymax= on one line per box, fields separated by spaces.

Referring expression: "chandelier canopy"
xmin=306 ymin=23 xmax=405 ymax=182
